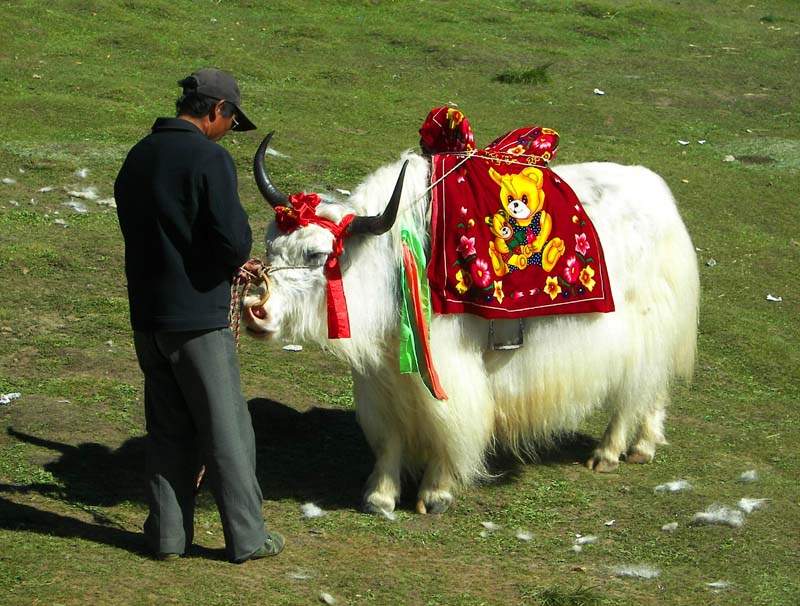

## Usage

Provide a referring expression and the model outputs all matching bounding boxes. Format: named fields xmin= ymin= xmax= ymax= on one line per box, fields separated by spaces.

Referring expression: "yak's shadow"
xmin=4 ymin=400 xmax=597 ymax=507
xmin=486 ymin=432 xmax=599 ymax=485
xmin=1 ymin=398 xmax=598 ymax=553
xmin=248 ymin=398 xmax=373 ymax=509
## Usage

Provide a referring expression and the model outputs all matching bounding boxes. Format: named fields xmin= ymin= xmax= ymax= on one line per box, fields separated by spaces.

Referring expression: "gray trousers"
xmin=134 ymin=328 xmax=266 ymax=562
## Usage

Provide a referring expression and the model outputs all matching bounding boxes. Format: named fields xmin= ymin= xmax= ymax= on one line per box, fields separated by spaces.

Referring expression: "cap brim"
xmin=231 ymin=104 xmax=256 ymax=131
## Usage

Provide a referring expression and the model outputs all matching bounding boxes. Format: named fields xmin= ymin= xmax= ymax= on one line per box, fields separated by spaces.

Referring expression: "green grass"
xmin=1 ymin=1 xmax=799 ymax=605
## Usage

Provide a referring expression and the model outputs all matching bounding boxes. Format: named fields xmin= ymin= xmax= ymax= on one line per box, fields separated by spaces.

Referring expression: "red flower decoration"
xmin=275 ymin=192 xmax=322 ymax=233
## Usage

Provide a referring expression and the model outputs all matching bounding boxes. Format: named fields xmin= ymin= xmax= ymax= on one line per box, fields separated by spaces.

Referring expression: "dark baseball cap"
xmin=179 ymin=67 xmax=256 ymax=131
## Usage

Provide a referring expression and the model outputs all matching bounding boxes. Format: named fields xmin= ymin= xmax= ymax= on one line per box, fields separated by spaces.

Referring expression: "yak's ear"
xmin=254 ymin=131 xmax=289 ymax=208
xmin=349 ymin=160 xmax=408 ymax=236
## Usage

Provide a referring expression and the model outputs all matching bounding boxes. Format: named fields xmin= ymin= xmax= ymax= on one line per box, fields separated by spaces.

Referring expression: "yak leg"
xmin=588 ymin=385 xmax=669 ymax=471
xmin=587 ymin=409 xmax=629 ymax=472
xmin=627 ymin=396 xmax=668 ymax=464
xmin=362 ymin=433 xmax=403 ymax=514
xmin=353 ymin=372 xmax=403 ymax=514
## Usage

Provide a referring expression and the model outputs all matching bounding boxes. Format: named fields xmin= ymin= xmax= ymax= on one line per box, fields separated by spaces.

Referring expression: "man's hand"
xmin=242 ymin=258 xmax=265 ymax=277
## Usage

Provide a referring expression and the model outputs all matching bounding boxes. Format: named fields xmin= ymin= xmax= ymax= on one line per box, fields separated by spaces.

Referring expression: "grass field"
xmin=1 ymin=1 xmax=799 ymax=605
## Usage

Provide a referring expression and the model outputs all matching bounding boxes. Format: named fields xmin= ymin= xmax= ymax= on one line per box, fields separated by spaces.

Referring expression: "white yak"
xmin=244 ymin=133 xmax=699 ymax=514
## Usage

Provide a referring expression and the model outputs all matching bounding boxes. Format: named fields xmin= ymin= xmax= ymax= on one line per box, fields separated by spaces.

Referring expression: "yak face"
xmin=244 ymin=132 xmax=410 ymax=343
xmin=244 ymin=219 xmax=337 ymax=341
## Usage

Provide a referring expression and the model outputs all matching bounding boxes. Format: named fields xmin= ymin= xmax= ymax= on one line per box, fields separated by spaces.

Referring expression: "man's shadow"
xmin=0 ymin=398 xmax=373 ymax=557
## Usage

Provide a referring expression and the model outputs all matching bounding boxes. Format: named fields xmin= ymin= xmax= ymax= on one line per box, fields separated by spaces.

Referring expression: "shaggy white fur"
xmin=246 ymin=151 xmax=699 ymax=514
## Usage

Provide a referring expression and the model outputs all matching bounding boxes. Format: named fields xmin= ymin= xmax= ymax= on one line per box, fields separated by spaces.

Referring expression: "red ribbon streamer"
xmin=324 ymin=214 xmax=355 ymax=339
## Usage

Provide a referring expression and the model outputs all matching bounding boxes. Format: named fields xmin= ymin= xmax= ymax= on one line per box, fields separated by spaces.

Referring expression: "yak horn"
xmin=253 ymin=131 xmax=289 ymax=208
xmin=348 ymin=160 xmax=409 ymax=236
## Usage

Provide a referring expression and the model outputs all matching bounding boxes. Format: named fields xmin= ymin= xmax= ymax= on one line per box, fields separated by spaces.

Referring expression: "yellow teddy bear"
xmin=487 ymin=166 xmax=565 ymax=272
xmin=485 ymin=209 xmax=513 ymax=277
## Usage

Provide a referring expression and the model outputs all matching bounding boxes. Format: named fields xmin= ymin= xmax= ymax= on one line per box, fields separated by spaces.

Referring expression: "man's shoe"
xmin=246 ymin=531 xmax=285 ymax=561
xmin=155 ymin=553 xmax=181 ymax=561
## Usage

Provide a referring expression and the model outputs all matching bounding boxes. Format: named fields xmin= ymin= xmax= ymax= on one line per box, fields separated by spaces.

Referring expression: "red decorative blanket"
xmin=427 ymin=153 xmax=615 ymax=319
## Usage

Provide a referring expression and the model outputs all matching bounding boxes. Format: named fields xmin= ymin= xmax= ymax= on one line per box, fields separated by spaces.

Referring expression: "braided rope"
xmin=229 ymin=259 xmax=267 ymax=349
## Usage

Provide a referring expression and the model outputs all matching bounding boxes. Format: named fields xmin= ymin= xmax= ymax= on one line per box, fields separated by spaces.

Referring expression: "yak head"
xmin=243 ymin=132 xmax=410 ymax=347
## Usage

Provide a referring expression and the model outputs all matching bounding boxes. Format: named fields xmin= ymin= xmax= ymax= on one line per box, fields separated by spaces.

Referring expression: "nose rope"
xmin=229 ymin=260 xmax=315 ymax=348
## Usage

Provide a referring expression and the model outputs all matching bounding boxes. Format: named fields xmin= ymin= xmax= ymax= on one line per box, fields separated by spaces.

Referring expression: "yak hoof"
xmin=586 ymin=454 xmax=619 ymax=473
xmin=362 ymin=493 xmax=396 ymax=515
xmin=417 ymin=490 xmax=453 ymax=514
xmin=626 ymin=450 xmax=654 ymax=465
xmin=362 ymin=502 xmax=395 ymax=516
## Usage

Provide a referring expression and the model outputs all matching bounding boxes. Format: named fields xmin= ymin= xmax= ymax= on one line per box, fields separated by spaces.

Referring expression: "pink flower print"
xmin=575 ymin=233 xmax=590 ymax=256
xmin=563 ymin=255 xmax=580 ymax=284
xmin=458 ymin=235 xmax=476 ymax=258
xmin=470 ymin=258 xmax=493 ymax=288
xmin=460 ymin=206 xmax=468 ymax=216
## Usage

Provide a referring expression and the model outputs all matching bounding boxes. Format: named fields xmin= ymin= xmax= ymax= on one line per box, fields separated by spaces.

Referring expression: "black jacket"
xmin=115 ymin=118 xmax=252 ymax=331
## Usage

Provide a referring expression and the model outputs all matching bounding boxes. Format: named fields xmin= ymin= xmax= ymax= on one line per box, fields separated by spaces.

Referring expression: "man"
xmin=114 ymin=68 xmax=284 ymax=563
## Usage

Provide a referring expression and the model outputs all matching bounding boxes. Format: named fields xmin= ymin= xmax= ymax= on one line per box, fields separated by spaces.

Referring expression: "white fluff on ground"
xmin=301 ymin=502 xmax=326 ymax=519
xmin=612 ymin=565 xmax=660 ymax=579
xmin=62 ymin=201 xmax=88 ymax=213
xmin=737 ymin=470 xmax=759 ymax=483
xmin=737 ymin=498 xmax=769 ymax=514
xmin=654 ymin=480 xmax=691 ymax=493
xmin=67 ymin=187 xmax=98 ymax=200
xmin=661 ymin=522 xmax=679 ymax=532
xmin=706 ymin=581 xmax=732 ymax=590
xmin=689 ymin=504 xmax=745 ymax=528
